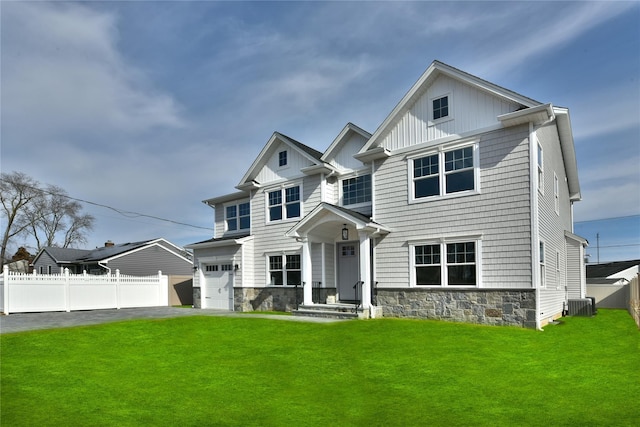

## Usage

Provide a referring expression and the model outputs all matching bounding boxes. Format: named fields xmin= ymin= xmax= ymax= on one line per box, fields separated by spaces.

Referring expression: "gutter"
xmin=98 ymin=261 xmax=111 ymax=275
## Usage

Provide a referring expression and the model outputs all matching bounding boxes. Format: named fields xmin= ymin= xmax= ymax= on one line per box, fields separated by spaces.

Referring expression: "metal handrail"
xmin=353 ymin=280 xmax=364 ymax=313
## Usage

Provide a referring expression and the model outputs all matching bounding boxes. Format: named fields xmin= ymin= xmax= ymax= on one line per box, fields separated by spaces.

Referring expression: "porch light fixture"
xmin=192 ymin=265 xmax=198 ymax=272
xmin=342 ymin=224 xmax=349 ymax=241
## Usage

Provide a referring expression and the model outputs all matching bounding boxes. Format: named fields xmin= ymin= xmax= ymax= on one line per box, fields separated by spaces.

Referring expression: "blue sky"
xmin=2 ymin=1 xmax=639 ymax=263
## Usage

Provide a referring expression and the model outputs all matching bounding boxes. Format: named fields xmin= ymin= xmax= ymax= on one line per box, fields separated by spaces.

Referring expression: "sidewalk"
xmin=0 ymin=306 xmax=344 ymax=334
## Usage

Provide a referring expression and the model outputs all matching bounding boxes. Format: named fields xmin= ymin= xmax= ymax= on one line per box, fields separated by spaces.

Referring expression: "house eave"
xmin=185 ymin=235 xmax=253 ymax=250
xmin=497 ymin=103 xmax=554 ymax=127
xmin=353 ymin=147 xmax=391 ymax=163
xmin=301 ymin=163 xmax=337 ymax=176
xmin=203 ymin=191 xmax=251 ymax=207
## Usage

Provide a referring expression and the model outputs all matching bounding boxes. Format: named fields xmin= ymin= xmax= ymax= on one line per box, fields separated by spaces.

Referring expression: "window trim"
xmin=429 ymin=93 xmax=454 ymax=125
xmin=340 ymin=172 xmax=372 ymax=208
xmin=224 ymin=200 xmax=251 ymax=233
xmin=265 ymin=182 xmax=303 ymax=224
xmin=409 ymin=236 xmax=482 ymax=288
xmin=407 ymin=140 xmax=480 ymax=204
xmin=266 ymin=252 xmax=302 ymax=286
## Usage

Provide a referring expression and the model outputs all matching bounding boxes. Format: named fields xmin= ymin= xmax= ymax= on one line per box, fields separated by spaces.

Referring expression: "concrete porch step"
xmin=293 ymin=303 xmax=362 ymax=320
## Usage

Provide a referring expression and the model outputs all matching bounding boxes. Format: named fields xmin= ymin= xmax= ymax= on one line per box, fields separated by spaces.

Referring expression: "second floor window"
xmin=268 ymin=186 xmax=300 ymax=221
xmin=226 ymin=202 xmax=250 ymax=231
xmin=412 ymin=144 xmax=477 ymax=201
xmin=342 ymin=174 xmax=372 ymax=206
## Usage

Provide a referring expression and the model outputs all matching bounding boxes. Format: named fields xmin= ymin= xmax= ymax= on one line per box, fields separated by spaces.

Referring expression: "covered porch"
xmin=285 ymin=203 xmax=390 ymax=316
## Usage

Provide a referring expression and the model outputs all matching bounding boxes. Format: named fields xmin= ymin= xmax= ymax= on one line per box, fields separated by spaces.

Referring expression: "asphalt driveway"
xmin=0 ymin=306 xmax=341 ymax=334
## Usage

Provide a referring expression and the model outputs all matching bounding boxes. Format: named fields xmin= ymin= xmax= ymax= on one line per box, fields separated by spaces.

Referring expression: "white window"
xmin=341 ymin=174 xmax=371 ymax=206
xmin=278 ymin=150 xmax=287 ymax=167
xmin=537 ymin=142 xmax=544 ymax=194
xmin=268 ymin=254 xmax=301 ymax=286
xmin=267 ymin=185 xmax=301 ymax=222
xmin=554 ymin=173 xmax=559 ymax=214
xmin=412 ymin=240 xmax=479 ymax=287
xmin=539 ymin=240 xmax=546 ymax=288
xmin=432 ymin=95 xmax=449 ymax=120
xmin=205 ymin=265 xmax=219 ymax=272
xmin=410 ymin=142 xmax=478 ymax=201
xmin=226 ymin=201 xmax=250 ymax=232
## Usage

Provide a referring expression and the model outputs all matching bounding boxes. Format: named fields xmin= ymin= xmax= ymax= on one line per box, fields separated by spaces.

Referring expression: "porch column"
xmin=358 ymin=230 xmax=371 ymax=309
xmin=301 ymin=237 xmax=313 ymax=305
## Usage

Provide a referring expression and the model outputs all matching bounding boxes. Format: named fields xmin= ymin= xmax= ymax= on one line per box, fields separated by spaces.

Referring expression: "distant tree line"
xmin=1 ymin=171 xmax=95 ymax=268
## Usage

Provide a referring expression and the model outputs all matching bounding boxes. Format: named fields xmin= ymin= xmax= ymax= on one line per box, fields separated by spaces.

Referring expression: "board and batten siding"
xmin=327 ymin=132 xmax=369 ymax=172
xmin=535 ymin=122 xmax=574 ymax=321
xmin=379 ymin=75 xmax=522 ymax=151
xmin=255 ymin=141 xmax=317 ymax=184
xmin=105 ymin=245 xmax=192 ymax=276
xmin=373 ymin=125 xmax=533 ymax=289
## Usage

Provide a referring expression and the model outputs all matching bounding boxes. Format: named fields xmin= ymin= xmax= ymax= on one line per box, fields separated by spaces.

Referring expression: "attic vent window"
xmin=279 ymin=150 xmax=287 ymax=167
xmin=432 ymin=96 xmax=449 ymax=120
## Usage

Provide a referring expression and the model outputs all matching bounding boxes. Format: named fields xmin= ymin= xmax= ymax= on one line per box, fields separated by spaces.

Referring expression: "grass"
xmin=1 ymin=309 xmax=638 ymax=426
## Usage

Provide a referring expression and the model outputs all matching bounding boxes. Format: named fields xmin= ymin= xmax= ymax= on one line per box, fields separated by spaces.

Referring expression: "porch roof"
xmin=285 ymin=203 xmax=391 ymax=240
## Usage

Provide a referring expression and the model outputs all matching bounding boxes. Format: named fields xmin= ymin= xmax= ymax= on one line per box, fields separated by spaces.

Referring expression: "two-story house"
xmin=186 ymin=60 xmax=588 ymax=328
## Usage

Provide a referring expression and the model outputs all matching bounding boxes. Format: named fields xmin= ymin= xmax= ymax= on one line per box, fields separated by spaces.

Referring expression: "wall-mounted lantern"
xmin=342 ymin=224 xmax=349 ymax=241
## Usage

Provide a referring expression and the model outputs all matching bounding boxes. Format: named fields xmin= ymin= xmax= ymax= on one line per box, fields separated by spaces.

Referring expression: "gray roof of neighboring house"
xmin=38 ymin=239 xmax=186 ymax=264
xmin=586 ymin=259 xmax=640 ymax=278
xmin=42 ymin=247 xmax=92 ymax=263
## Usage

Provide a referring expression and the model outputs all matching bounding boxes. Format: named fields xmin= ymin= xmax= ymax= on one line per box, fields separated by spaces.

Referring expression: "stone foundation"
xmin=192 ymin=287 xmax=201 ymax=309
xmin=375 ymin=288 xmax=537 ymax=328
xmin=234 ymin=287 xmax=337 ymax=312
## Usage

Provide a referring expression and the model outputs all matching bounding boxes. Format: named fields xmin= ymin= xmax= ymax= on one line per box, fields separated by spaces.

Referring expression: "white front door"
xmin=203 ymin=263 xmax=233 ymax=310
xmin=337 ymin=243 xmax=359 ymax=302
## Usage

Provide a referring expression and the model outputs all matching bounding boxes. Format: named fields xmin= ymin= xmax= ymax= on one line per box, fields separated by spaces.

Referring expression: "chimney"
xmin=105 ymin=240 xmax=115 ymax=247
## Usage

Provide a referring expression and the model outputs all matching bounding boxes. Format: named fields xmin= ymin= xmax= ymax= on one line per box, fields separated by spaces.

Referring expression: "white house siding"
xmin=379 ymin=75 xmax=522 ymax=151
xmin=255 ymin=141 xmax=316 ymax=183
xmin=249 ymin=174 xmax=322 ymax=287
xmin=327 ymin=132 xmax=369 ymax=171
xmin=566 ymin=237 xmax=585 ymax=299
xmin=373 ymin=125 xmax=533 ymax=290
xmin=535 ymin=122 xmax=575 ymax=322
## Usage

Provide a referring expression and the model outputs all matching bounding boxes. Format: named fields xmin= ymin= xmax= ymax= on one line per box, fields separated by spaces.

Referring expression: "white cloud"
xmin=2 ymin=2 xmax=184 ymax=142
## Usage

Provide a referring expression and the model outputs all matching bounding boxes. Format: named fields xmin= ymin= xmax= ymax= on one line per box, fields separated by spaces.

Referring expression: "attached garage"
xmin=202 ymin=263 xmax=234 ymax=310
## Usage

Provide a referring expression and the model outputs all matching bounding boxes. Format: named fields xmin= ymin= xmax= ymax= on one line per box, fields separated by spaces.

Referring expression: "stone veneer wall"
xmin=234 ymin=287 xmax=337 ymax=312
xmin=192 ymin=287 xmax=201 ymax=309
xmin=375 ymin=288 xmax=537 ymax=328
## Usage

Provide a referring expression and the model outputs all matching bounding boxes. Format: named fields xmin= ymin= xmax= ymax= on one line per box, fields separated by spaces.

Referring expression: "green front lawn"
xmin=1 ymin=310 xmax=639 ymax=426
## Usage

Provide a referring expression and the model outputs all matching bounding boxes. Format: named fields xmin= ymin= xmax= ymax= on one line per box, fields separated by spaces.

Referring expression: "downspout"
xmin=98 ymin=261 xmax=111 ymax=275
xmin=530 ymin=122 xmax=542 ymax=331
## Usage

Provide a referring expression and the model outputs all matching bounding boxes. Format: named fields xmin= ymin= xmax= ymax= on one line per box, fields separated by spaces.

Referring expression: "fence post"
xmin=115 ymin=269 xmax=121 ymax=309
xmin=3 ymin=264 xmax=9 ymax=315
xmin=158 ymin=271 xmax=168 ymax=306
xmin=64 ymin=268 xmax=71 ymax=312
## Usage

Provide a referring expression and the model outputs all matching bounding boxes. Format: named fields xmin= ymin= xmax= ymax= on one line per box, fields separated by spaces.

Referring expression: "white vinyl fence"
xmin=1 ymin=265 xmax=168 ymax=315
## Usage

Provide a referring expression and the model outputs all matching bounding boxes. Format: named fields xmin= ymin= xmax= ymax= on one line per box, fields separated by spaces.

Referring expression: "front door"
xmin=337 ymin=243 xmax=359 ymax=302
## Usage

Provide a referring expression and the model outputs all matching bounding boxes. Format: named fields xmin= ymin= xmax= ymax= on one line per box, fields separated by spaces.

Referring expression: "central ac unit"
xmin=568 ymin=298 xmax=593 ymax=316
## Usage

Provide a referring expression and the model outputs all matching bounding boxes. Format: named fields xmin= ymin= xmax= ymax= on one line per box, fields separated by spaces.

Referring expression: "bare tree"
xmin=1 ymin=172 xmax=96 ymax=267
xmin=0 ymin=172 xmax=43 ymax=267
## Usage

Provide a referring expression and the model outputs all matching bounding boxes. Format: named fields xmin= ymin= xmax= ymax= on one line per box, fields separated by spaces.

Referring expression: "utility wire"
xmin=0 ymin=177 xmax=214 ymax=232
xmin=574 ymin=214 xmax=640 ymax=224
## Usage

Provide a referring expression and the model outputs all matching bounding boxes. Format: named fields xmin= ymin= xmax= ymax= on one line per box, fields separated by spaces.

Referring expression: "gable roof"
xmin=35 ymin=238 xmax=192 ymax=265
xmin=236 ymin=132 xmax=328 ymax=190
xmin=321 ymin=122 xmax=372 ymax=163
xmin=360 ymin=60 xmax=540 ymax=153
xmin=586 ymin=259 xmax=640 ymax=279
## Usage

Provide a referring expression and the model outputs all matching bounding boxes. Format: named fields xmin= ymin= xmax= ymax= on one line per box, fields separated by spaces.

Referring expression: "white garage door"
xmin=203 ymin=263 xmax=233 ymax=310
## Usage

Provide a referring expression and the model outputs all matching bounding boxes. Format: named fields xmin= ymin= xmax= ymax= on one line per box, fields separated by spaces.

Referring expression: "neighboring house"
xmin=33 ymin=238 xmax=193 ymax=276
xmin=587 ymin=260 xmax=640 ymax=286
xmin=186 ymin=60 xmax=587 ymax=328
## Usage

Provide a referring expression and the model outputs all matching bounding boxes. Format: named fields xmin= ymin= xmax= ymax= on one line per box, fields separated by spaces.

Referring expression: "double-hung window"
xmin=554 ymin=173 xmax=559 ymax=214
xmin=537 ymin=142 xmax=544 ymax=194
xmin=268 ymin=254 xmax=301 ymax=286
xmin=539 ymin=241 xmax=546 ymax=288
xmin=412 ymin=240 xmax=479 ymax=287
xmin=342 ymin=174 xmax=371 ymax=206
xmin=411 ymin=142 xmax=478 ymax=201
xmin=226 ymin=202 xmax=250 ymax=231
xmin=279 ymin=150 xmax=287 ymax=167
xmin=268 ymin=185 xmax=301 ymax=222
